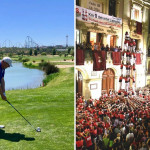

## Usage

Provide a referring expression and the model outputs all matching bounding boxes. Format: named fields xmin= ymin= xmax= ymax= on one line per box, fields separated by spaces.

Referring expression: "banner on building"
xmin=112 ymin=52 xmax=121 ymax=65
xmin=76 ymin=6 xmax=122 ymax=29
xmin=76 ymin=49 xmax=85 ymax=65
xmin=93 ymin=50 xmax=106 ymax=71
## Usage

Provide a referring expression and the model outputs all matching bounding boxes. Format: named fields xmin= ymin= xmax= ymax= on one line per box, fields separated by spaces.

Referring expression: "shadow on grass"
xmin=0 ymin=129 xmax=35 ymax=142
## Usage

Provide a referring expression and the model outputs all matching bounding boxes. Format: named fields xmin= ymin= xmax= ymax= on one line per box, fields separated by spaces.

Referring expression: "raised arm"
xmin=0 ymin=77 xmax=6 ymax=100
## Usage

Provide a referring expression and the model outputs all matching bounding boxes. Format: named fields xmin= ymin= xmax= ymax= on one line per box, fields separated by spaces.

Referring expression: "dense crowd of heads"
xmin=76 ymin=90 xmax=150 ymax=150
xmin=100 ymin=44 xmax=122 ymax=52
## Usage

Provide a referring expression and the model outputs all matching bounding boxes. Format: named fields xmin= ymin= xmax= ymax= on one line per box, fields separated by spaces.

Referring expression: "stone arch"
xmin=75 ymin=67 xmax=89 ymax=79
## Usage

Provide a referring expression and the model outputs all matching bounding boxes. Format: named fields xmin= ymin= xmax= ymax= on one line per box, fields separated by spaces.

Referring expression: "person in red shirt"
xmin=76 ymin=137 xmax=84 ymax=150
xmin=84 ymin=132 xmax=93 ymax=150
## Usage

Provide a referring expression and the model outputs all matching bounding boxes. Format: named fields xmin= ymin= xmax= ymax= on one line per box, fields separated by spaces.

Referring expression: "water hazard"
xmin=5 ymin=62 xmax=45 ymax=90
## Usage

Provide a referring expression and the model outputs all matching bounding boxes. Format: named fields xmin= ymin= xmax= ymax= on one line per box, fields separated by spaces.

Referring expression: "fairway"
xmin=0 ymin=67 xmax=74 ymax=150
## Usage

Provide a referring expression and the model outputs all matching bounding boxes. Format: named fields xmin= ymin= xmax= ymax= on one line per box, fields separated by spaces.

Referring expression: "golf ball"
xmin=37 ymin=127 xmax=41 ymax=132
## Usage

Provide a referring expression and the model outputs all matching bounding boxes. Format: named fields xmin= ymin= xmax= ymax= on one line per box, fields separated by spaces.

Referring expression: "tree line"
xmin=0 ymin=46 xmax=74 ymax=57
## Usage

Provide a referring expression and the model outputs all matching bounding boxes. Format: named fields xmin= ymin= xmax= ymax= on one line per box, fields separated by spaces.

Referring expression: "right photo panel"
xmin=76 ymin=0 xmax=150 ymax=150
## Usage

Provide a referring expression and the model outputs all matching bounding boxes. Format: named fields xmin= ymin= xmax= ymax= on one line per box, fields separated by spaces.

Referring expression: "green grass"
xmin=50 ymin=62 xmax=74 ymax=65
xmin=43 ymin=72 xmax=59 ymax=86
xmin=16 ymin=55 xmax=73 ymax=62
xmin=24 ymin=61 xmax=74 ymax=67
xmin=13 ymin=55 xmax=74 ymax=68
xmin=0 ymin=67 xmax=74 ymax=150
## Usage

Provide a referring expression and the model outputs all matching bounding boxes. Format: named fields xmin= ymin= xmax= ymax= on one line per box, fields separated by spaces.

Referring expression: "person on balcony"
xmin=105 ymin=44 xmax=109 ymax=51
xmin=101 ymin=44 xmax=105 ymax=51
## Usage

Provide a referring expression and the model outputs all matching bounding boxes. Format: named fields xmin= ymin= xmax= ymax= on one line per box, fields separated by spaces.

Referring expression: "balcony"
xmin=76 ymin=48 xmax=142 ymax=70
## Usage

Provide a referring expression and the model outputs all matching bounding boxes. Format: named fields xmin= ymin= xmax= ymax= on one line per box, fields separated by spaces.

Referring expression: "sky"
xmin=0 ymin=0 xmax=74 ymax=47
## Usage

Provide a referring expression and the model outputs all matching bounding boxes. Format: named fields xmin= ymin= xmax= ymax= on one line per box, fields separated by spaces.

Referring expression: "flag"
xmin=136 ymin=22 xmax=142 ymax=35
xmin=112 ymin=52 xmax=121 ymax=65
xmin=76 ymin=49 xmax=84 ymax=65
xmin=93 ymin=50 xmax=106 ymax=71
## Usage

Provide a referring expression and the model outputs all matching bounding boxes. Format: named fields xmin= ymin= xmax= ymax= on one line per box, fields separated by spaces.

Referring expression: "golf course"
xmin=0 ymin=55 xmax=74 ymax=150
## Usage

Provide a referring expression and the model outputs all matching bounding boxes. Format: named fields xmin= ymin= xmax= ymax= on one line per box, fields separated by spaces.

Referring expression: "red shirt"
xmin=76 ymin=140 xmax=83 ymax=148
xmin=98 ymin=111 xmax=103 ymax=115
xmin=120 ymin=114 xmax=125 ymax=120
xmin=93 ymin=129 xmax=97 ymax=136
xmin=105 ymin=122 xmax=110 ymax=129
xmin=85 ymin=136 xmax=92 ymax=147
xmin=97 ymin=127 xmax=103 ymax=135
xmin=76 ymin=132 xmax=82 ymax=137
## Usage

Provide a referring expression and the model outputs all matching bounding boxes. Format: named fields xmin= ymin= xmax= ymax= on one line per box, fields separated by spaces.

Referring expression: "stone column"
xmin=83 ymin=79 xmax=91 ymax=99
xmin=116 ymin=0 xmax=120 ymax=17
xmin=103 ymin=33 xmax=107 ymax=47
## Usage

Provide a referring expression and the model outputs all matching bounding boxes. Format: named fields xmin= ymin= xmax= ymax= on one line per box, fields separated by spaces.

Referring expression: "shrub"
xmin=64 ymin=53 xmax=68 ymax=57
xmin=8 ymin=53 xmax=13 ymax=57
xmin=18 ymin=56 xmax=23 ymax=61
xmin=28 ymin=63 xmax=32 ymax=66
xmin=22 ymin=58 xmax=30 ymax=62
xmin=39 ymin=62 xmax=59 ymax=75
xmin=33 ymin=60 xmax=36 ymax=63
xmin=41 ymin=59 xmax=44 ymax=63
xmin=41 ymin=52 xmax=46 ymax=55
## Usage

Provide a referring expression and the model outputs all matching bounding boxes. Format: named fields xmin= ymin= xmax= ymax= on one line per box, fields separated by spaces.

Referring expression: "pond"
xmin=5 ymin=62 xmax=45 ymax=90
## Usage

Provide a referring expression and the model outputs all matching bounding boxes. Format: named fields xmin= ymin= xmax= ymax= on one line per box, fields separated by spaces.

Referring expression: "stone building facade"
xmin=76 ymin=0 xmax=150 ymax=99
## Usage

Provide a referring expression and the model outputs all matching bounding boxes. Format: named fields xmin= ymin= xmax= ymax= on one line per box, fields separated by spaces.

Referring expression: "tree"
xmin=64 ymin=53 xmax=68 ymax=57
xmin=37 ymin=47 xmax=40 ymax=51
xmin=29 ymin=49 xmax=32 ymax=56
xmin=21 ymin=51 xmax=24 ymax=56
xmin=52 ymin=48 xmax=56 ymax=55
xmin=70 ymin=49 xmax=74 ymax=57
xmin=67 ymin=48 xmax=71 ymax=54
xmin=34 ymin=50 xmax=38 ymax=56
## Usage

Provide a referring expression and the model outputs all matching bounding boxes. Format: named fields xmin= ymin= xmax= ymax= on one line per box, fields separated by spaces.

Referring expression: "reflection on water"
xmin=5 ymin=62 xmax=45 ymax=90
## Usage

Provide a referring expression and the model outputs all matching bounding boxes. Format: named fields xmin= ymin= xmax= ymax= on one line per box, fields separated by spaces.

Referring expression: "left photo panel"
xmin=0 ymin=0 xmax=74 ymax=149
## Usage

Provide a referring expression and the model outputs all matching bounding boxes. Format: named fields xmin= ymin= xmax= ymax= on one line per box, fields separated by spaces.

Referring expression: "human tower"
xmin=118 ymin=32 xmax=137 ymax=96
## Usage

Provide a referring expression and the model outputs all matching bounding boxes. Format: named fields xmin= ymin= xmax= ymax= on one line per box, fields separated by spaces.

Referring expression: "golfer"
xmin=0 ymin=57 xmax=12 ymax=101
xmin=0 ymin=57 xmax=12 ymax=128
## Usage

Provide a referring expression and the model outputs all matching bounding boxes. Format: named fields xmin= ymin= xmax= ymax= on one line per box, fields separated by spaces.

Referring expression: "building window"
xmin=135 ymin=9 xmax=139 ymax=20
xmin=109 ymin=0 xmax=116 ymax=17
xmin=131 ymin=5 xmax=142 ymax=22
xmin=90 ymin=32 xmax=97 ymax=43
xmin=76 ymin=0 xmax=80 ymax=6
xmin=87 ymin=0 xmax=102 ymax=13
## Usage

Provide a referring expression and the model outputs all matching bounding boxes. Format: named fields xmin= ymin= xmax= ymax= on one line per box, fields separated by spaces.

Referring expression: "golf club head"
xmin=36 ymin=127 xmax=41 ymax=132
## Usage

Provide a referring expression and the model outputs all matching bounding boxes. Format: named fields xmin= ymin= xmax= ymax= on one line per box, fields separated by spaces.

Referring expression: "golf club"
xmin=6 ymin=100 xmax=41 ymax=132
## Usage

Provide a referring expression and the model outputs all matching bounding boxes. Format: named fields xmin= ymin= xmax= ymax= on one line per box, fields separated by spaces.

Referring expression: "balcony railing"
xmin=76 ymin=49 xmax=142 ymax=68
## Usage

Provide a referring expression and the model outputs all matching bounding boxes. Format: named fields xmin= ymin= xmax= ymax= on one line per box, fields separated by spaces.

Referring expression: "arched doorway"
xmin=102 ymin=68 xmax=115 ymax=94
xmin=76 ymin=71 xmax=83 ymax=98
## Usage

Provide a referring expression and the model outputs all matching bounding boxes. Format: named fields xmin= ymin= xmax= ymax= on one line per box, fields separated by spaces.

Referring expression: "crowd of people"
xmin=76 ymin=89 xmax=150 ymax=150
xmin=100 ymin=44 xmax=122 ymax=52
xmin=92 ymin=43 xmax=142 ymax=53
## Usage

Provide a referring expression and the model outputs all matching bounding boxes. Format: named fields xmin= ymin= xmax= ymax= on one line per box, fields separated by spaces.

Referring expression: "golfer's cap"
xmin=2 ymin=57 xmax=12 ymax=67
